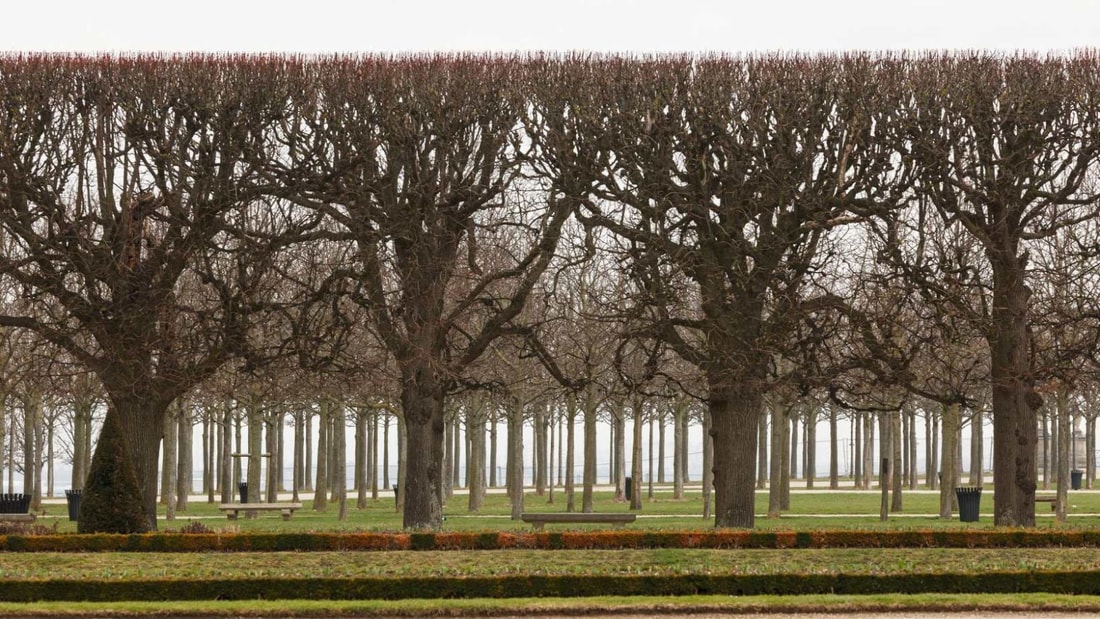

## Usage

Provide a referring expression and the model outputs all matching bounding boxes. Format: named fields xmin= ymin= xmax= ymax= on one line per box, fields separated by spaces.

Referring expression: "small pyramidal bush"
xmin=77 ymin=412 xmax=150 ymax=534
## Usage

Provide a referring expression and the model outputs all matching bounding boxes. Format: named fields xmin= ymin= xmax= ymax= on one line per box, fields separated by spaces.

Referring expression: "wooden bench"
xmin=0 ymin=513 xmax=36 ymax=523
xmin=520 ymin=512 xmax=637 ymax=531
xmin=1035 ymin=494 xmax=1062 ymax=512
xmin=218 ymin=502 xmax=302 ymax=521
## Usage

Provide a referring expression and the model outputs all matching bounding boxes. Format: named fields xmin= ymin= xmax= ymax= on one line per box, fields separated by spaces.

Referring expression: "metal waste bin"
xmin=238 ymin=482 xmax=249 ymax=503
xmin=65 ymin=489 xmax=83 ymax=521
xmin=1072 ymin=470 xmax=1084 ymax=490
xmin=956 ymin=487 xmax=982 ymax=522
xmin=624 ymin=476 xmax=633 ymax=500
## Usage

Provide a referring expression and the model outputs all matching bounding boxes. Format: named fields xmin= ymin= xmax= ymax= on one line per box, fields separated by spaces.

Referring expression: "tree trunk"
xmin=508 ymin=404 xmax=524 ymax=520
xmin=1041 ymin=409 xmax=1051 ymax=489
xmin=970 ymin=408 xmax=984 ymax=486
xmin=1056 ymin=389 xmax=1070 ymax=522
xmin=709 ymin=380 xmax=759 ymax=528
xmin=930 ymin=411 xmax=939 ymax=490
xmin=672 ymin=398 xmax=686 ymax=500
xmin=780 ymin=407 xmax=790 ymax=511
xmin=789 ymin=413 xmax=799 ymax=481
xmin=614 ymin=405 xmax=626 ymax=501
xmin=398 ymin=358 xmax=445 ymax=530
xmin=313 ymin=401 xmax=329 ymax=512
xmin=357 ymin=409 xmax=369 ymax=508
xmin=565 ymin=393 xmax=576 ymax=513
xmin=161 ymin=403 xmax=177 ymax=519
xmin=767 ymin=404 xmax=784 ymax=518
xmin=442 ymin=408 xmax=453 ymax=501
xmin=467 ymin=414 xmax=485 ymax=512
xmin=247 ymin=399 xmax=263 ymax=507
xmin=891 ymin=411 xmax=902 ymax=513
xmin=805 ymin=408 xmax=816 ymax=488
xmin=862 ymin=414 xmax=874 ymax=489
xmin=382 ymin=414 xmax=390 ymax=490
xmin=452 ymin=413 xmax=461 ymax=490
xmin=265 ymin=411 xmax=279 ymax=504
xmin=176 ymin=402 xmax=192 ymax=512
xmin=757 ymin=411 xmax=768 ymax=490
xmin=220 ymin=404 xmax=232 ymax=504
xmin=940 ymin=403 xmax=960 ymax=519
xmin=853 ymin=412 xmax=862 ymax=489
xmin=535 ymin=404 xmax=547 ymax=496
xmin=582 ymin=383 xmax=597 ymax=513
xmin=701 ymin=408 xmax=714 ymax=520
xmin=829 ymin=405 xmax=839 ymax=489
xmin=201 ymin=411 xmax=212 ymax=501
xmin=489 ymin=408 xmax=498 ymax=488
xmin=631 ymin=393 xmax=644 ymax=510
xmin=657 ymin=408 xmax=666 ymax=484
xmin=988 ymin=255 xmax=1039 ymax=527
xmin=292 ymin=410 xmax=303 ymax=503
xmin=332 ymin=402 xmax=347 ymax=521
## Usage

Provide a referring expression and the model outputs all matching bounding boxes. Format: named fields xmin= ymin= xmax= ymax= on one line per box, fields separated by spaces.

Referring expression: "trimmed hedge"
xmin=5 ymin=529 xmax=1100 ymax=552
xmin=2 ymin=571 xmax=1100 ymax=601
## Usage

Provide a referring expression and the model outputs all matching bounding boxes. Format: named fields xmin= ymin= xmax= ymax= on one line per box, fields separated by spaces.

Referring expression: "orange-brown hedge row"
xmin=3 ymin=571 xmax=1100 ymax=601
xmin=4 ymin=529 xmax=1100 ymax=552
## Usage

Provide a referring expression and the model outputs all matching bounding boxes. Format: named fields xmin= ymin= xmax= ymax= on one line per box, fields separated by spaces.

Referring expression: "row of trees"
xmin=3 ymin=53 xmax=1100 ymax=531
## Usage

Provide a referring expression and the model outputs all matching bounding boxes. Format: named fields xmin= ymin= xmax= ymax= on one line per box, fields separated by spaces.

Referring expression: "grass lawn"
xmin=3 ymin=594 xmax=1100 ymax=617
xmin=30 ymin=486 xmax=1100 ymax=533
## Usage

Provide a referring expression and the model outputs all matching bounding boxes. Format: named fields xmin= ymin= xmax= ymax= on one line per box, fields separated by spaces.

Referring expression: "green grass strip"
xmin=2 ymin=594 xmax=1100 ymax=617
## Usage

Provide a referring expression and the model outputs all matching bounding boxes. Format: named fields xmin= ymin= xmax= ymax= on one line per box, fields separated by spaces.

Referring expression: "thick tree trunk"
xmin=201 ymin=412 xmax=211 ymax=500
xmin=399 ymin=361 xmax=446 ymax=530
xmin=489 ymin=408 xmax=498 ymax=488
xmin=780 ymin=409 xmax=790 ymax=511
xmin=110 ymin=396 xmax=168 ymax=530
xmin=988 ymin=256 xmax=1039 ymax=527
xmin=862 ymin=414 xmax=874 ymax=489
xmin=789 ymin=413 xmax=799 ymax=481
xmin=710 ymin=382 xmax=759 ymax=528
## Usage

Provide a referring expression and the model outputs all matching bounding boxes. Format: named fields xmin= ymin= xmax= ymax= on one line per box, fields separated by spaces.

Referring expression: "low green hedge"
xmin=3 ymin=571 xmax=1100 ymax=601
xmin=5 ymin=529 xmax=1100 ymax=552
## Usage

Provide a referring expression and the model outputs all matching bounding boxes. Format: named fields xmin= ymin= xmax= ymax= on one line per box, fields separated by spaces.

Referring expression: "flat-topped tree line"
xmin=4 ymin=54 xmax=1100 ymax=532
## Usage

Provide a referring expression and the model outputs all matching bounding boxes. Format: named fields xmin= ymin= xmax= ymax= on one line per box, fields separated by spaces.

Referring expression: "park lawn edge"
xmin=0 ymin=594 xmax=1099 ymax=617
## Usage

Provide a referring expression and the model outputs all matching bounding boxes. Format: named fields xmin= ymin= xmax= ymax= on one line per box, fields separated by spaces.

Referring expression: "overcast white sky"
xmin=3 ymin=0 xmax=1098 ymax=54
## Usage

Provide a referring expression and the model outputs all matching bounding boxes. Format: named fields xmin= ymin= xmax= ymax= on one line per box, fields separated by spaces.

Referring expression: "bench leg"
xmin=532 ymin=522 xmax=545 ymax=531
xmin=281 ymin=510 xmax=293 ymax=521
xmin=226 ymin=511 xmax=238 ymax=520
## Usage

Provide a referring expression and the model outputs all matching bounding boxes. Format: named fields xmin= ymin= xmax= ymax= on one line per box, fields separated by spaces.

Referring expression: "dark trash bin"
xmin=238 ymin=482 xmax=249 ymax=503
xmin=0 ymin=493 xmax=30 ymax=514
xmin=956 ymin=486 xmax=982 ymax=522
xmin=393 ymin=484 xmax=399 ymax=507
xmin=65 ymin=489 xmax=83 ymax=521
xmin=1072 ymin=470 xmax=1084 ymax=490
xmin=624 ymin=476 xmax=633 ymax=500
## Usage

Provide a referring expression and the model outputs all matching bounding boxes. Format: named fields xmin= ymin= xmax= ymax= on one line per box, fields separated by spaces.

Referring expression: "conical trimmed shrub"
xmin=77 ymin=410 xmax=150 ymax=534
